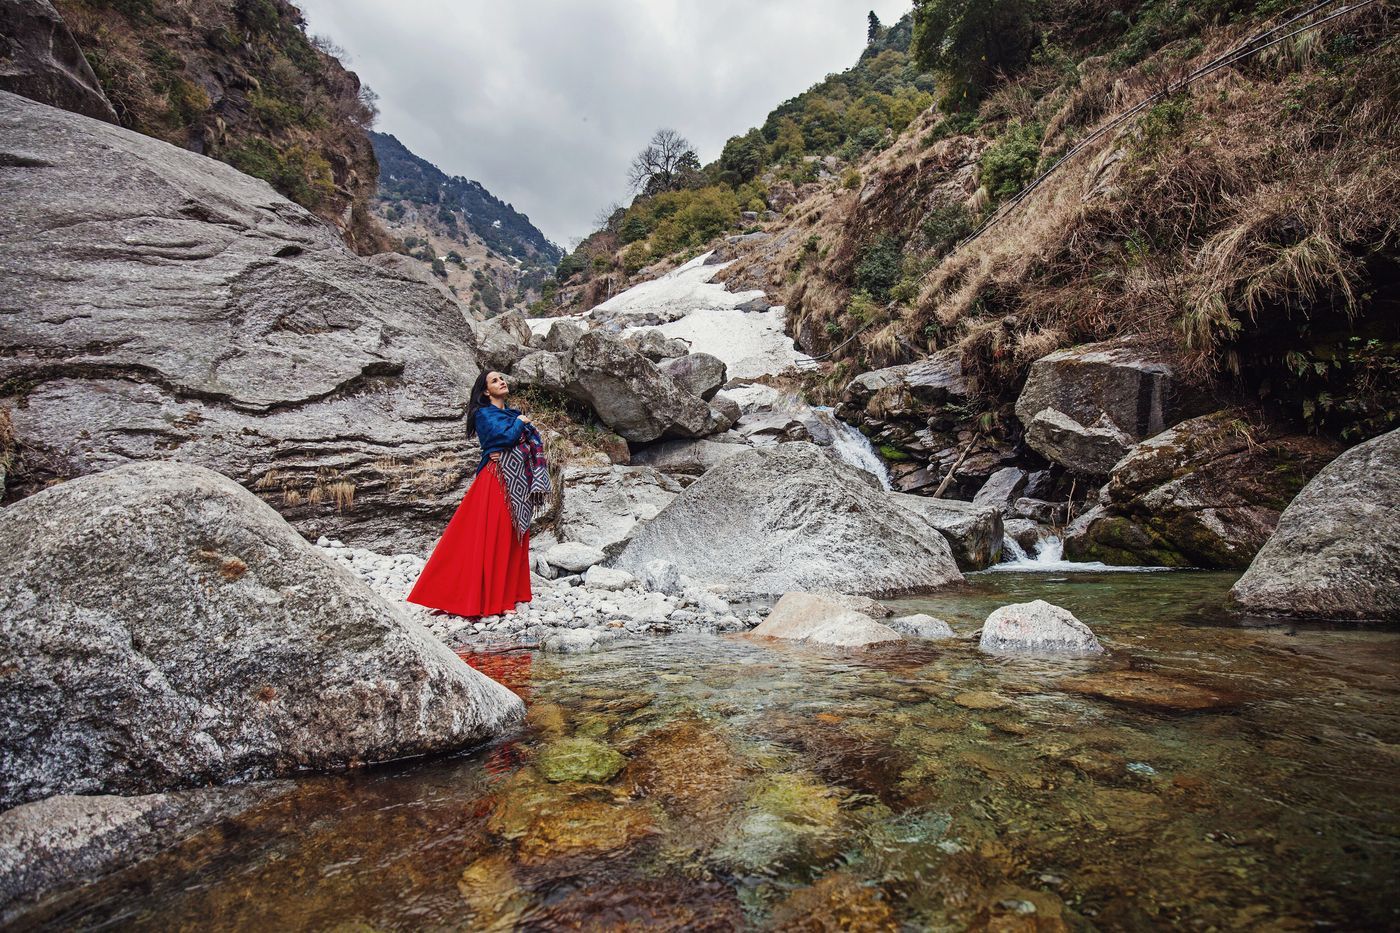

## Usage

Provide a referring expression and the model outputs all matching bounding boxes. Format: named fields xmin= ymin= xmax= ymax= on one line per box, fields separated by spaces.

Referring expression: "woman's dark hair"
xmin=466 ymin=370 xmax=493 ymax=439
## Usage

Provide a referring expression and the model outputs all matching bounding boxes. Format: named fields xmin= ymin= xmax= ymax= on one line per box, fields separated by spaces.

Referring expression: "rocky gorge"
xmin=1 ymin=1 xmax=1397 ymax=928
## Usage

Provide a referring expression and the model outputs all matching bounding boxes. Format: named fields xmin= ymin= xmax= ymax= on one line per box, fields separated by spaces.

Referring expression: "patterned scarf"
xmin=495 ymin=425 xmax=552 ymax=542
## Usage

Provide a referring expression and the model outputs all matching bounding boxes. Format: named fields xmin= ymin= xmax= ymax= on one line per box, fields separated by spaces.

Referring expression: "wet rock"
xmin=1058 ymin=670 xmax=1246 ymax=711
xmin=583 ymin=566 xmax=635 ymax=591
xmin=979 ymin=600 xmax=1104 ymax=658
xmin=540 ymin=629 xmax=603 ymax=654
xmin=1024 ymin=409 xmax=1133 ymax=476
xmin=888 ymin=613 xmax=956 ymax=640
xmin=544 ymin=542 xmax=606 ymax=573
xmin=517 ymin=798 xmax=657 ymax=864
xmin=1231 ymin=427 xmax=1400 ymax=621
xmin=1004 ymin=518 xmax=1052 ymax=553
xmin=1064 ymin=411 xmax=1340 ymax=569
xmin=750 ymin=592 xmax=904 ymax=647
xmin=954 ymin=691 xmax=1011 ymax=710
xmin=0 ymin=1 xmax=118 ymax=123
xmin=973 ymin=467 xmax=1028 ymax=512
xmin=769 ymin=872 xmax=897 ymax=931
xmin=659 ymin=352 xmax=727 ymax=401
xmin=457 ymin=853 xmax=529 ymax=930
xmin=539 ymin=878 xmax=746 ymax=930
xmin=893 ymin=494 xmax=1004 ymax=570
xmin=613 ymin=443 xmax=963 ymax=597
xmin=564 ymin=331 xmax=718 ymax=442
xmin=1015 ymin=338 xmax=1174 ymax=444
xmin=0 ymin=462 xmax=523 ymax=809
xmin=556 ymin=464 xmax=682 ymax=556
xmin=812 ymin=590 xmax=894 ymax=618
xmin=534 ymin=736 xmax=627 ymax=783
xmin=716 ymin=771 xmax=846 ymax=872
xmin=0 ymin=92 xmax=490 ymax=554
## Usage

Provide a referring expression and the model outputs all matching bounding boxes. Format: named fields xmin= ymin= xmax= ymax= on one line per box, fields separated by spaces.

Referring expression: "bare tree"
xmin=627 ymin=128 xmax=698 ymax=195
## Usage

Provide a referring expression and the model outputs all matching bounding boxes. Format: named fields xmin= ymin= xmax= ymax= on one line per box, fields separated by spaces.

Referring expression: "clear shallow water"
xmin=21 ymin=572 xmax=1400 ymax=930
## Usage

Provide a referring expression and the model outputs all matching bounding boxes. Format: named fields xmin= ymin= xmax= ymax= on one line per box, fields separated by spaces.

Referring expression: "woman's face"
xmin=485 ymin=371 xmax=510 ymax=401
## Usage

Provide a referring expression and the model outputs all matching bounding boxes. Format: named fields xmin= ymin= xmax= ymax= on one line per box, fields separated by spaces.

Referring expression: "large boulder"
xmin=0 ymin=91 xmax=487 ymax=554
xmin=1231 ymin=428 xmax=1400 ymax=620
xmin=623 ymin=328 xmax=689 ymax=361
xmin=543 ymin=318 xmax=586 ymax=353
xmin=612 ymin=443 xmax=963 ymax=597
xmin=1015 ymin=339 xmax=1174 ymax=441
xmin=511 ymin=350 xmax=569 ymax=393
xmin=891 ymin=494 xmax=1004 ymax=570
xmin=979 ymin=601 xmax=1104 ymax=657
xmin=1064 ymin=411 xmax=1340 ymax=568
xmin=0 ymin=462 xmax=524 ymax=810
xmin=972 ymin=467 xmax=1027 ymax=512
xmin=0 ymin=0 xmax=118 ymax=123
xmin=659 ymin=352 xmax=728 ymax=401
xmin=1024 ymin=409 xmax=1133 ymax=476
xmin=749 ymin=593 xmax=903 ymax=647
xmin=629 ymin=436 xmax=750 ymax=476
xmin=556 ymin=464 xmax=683 ymax=556
xmin=475 ymin=311 xmax=534 ymax=372
xmin=839 ymin=348 xmax=971 ymax=422
xmin=563 ymin=331 xmax=718 ymax=442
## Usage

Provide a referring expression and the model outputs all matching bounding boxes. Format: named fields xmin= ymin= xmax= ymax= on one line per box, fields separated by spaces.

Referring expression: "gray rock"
xmin=1231 ymin=428 xmax=1400 ymax=620
xmin=710 ymin=394 xmax=742 ymax=425
xmin=1004 ymin=517 xmax=1052 ymax=553
xmin=364 ymin=252 xmax=463 ymax=308
xmin=979 ymin=600 xmax=1104 ymax=657
xmin=630 ymin=437 xmax=750 ymax=475
xmin=0 ymin=784 xmax=285 ymax=919
xmin=1015 ymin=339 xmax=1173 ymax=446
xmin=623 ymin=327 xmax=690 ymax=361
xmin=810 ymin=590 xmax=893 ymax=618
xmin=973 ymin=467 xmax=1027 ymax=512
xmin=556 ymin=464 xmax=682 ymax=555
xmin=583 ymin=566 xmax=636 ymax=591
xmin=892 ymin=495 xmax=1004 ymax=570
xmin=544 ymin=542 xmax=606 ymax=573
xmin=564 ymin=331 xmax=718 ymax=442
xmin=612 ymin=443 xmax=963 ymax=598
xmin=1013 ymin=497 xmax=1072 ymax=525
xmin=659 ymin=352 xmax=728 ymax=401
xmin=887 ymin=613 xmax=956 ymax=640
xmin=511 ymin=350 xmax=568 ymax=393
xmin=1025 ymin=409 xmax=1133 ymax=476
xmin=0 ymin=462 xmax=524 ymax=809
xmin=544 ymin=318 xmax=586 ymax=353
xmin=640 ymin=559 xmax=683 ymax=595
xmin=0 ymin=0 xmax=118 ymax=123
xmin=540 ymin=629 xmax=601 ymax=653
xmin=841 ymin=349 xmax=971 ymax=417
xmin=0 ymin=92 xmax=489 ymax=555
xmin=475 ymin=311 xmax=534 ymax=372
xmin=749 ymin=592 xmax=903 ymax=647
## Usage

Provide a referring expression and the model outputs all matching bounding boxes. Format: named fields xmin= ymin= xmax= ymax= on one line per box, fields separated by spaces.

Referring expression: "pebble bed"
xmin=317 ymin=538 xmax=764 ymax=654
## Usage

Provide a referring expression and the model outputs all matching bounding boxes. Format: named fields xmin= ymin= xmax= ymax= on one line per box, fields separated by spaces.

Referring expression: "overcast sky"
xmin=296 ymin=0 xmax=912 ymax=248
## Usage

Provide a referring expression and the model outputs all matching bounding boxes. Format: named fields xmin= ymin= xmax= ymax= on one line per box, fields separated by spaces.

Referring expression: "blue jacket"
xmin=474 ymin=404 xmax=527 ymax=474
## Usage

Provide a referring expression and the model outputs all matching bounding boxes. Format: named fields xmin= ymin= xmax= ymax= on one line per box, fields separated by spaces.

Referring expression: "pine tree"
xmin=867 ymin=11 xmax=882 ymax=44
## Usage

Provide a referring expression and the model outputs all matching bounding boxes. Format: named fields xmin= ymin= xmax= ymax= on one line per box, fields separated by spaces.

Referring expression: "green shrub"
xmin=921 ymin=202 xmax=972 ymax=254
xmin=853 ymin=236 xmax=903 ymax=301
xmin=841 ymin=168 xmax=862 ymax=189
xmin=979 ymin=122 xmax=1042 ymax=202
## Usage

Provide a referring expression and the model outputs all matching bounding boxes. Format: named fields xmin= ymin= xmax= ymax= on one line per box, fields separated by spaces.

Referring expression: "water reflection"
xmin=20 ymin=573 xmax=1400 ymax=930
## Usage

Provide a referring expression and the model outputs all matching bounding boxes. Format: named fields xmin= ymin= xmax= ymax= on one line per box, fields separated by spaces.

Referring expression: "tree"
xmin=627 ymin=128 xmax=699 ymax=195
xmin=911 ymin=0 xmax=1038 ymax=110
xmin=867 ymin=11 xmax=882 ymax=44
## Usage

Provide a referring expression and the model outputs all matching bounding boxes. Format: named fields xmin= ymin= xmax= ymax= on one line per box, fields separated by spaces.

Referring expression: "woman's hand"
xmin=516 ymin=414 xmax=533 ymax=425
xmin=490 ymin=452 xmax=502 ymax=462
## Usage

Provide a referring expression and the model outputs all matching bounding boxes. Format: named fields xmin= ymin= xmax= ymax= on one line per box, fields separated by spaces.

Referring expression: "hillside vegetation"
xmin=53 ymin=0 xmax=392 ymax=253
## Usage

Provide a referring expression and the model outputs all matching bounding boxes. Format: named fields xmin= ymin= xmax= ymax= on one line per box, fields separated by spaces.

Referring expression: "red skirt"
xmin=408 ymin=462 xmax=532 ymax=617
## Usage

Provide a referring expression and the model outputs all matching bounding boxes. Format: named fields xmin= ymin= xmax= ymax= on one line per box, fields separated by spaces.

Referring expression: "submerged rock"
xmin=1058 ymin=670 xmax=1246 ymax=712
xmin=1231 ymin=427 xmax=1400 ymax=620
xmin=613 ymin=443 xmax=963 ymax=597
xmin=888 ymin=613 xmax=956 ymax=640
xmin=979 ymin=600 xmax=1104 ymax=657
xmin=750 ymin=592 xmax=904 ymax=647
xmin=533 ymin=737 xmax=627 ymax=784
xmin=716 ymin=771 xmax=846 ymax=872
xmin=0 ymin=462 xmax=523 ymax=809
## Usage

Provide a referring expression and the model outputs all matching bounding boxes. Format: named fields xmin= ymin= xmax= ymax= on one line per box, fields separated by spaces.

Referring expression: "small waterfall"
xmin=988 ymin=533 xmax=1169 ymax=573
xmin=814 ymin=407 xmax=891 ymax=490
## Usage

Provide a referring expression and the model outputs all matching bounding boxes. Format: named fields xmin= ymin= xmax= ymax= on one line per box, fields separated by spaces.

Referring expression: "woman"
xmin=408 ymin=370 xmax=545 ymax=618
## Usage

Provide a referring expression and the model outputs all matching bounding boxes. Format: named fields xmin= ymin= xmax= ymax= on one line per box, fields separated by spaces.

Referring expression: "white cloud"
xmin=296 ymin=0 xmax=912 ymax=247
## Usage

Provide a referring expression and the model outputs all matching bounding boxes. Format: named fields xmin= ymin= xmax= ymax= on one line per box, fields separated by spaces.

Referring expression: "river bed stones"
xmin=0 ymin=461 xmax=524 ymax=809
xmin=750 ymin=593 xmax=904 ymax=647
xmin=887 ymin=613 xmax=956 ymax=640
xmin=979 ymin=601 xmax=1104 ymax=658
xmin=1057 ymin=670 xmax=1246 ymax=712
xmin=1230 ymin=426 xmax=1400 ymax=621
xmin=533 ymin=737 xmax=627 ymax=784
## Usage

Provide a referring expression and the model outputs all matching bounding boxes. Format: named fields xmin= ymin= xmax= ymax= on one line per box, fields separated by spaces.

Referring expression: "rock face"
xmin=563 ymin=331 xmax=719 ymax=443
xmin=555 ymin=464 xmax=683 ymax=556
xmin=979 ymin=600 xmax=1104 ymax=657
xmin=475 ymin=311 xmax=534 ymax=372
xmin=612 ymin=443 xmax=963 ymax=597
xmin=749 ymin=593 xmax=903 ymax=647
xmin=0 ymin=462 xmax=524 ymax=809
xmin=973 ymin=467 xmax=1027 ymax=512
xmin=1231 ymin=428 xmax=1400 ymax=620
xmin=1064 ymin=411 xmax=1340 ymax=568
xmin=510 ymin=350 xmax=569 ymax=393
xmin=0 ymin=91 xmax=487 ymax=554
xmin=1015 ymin=339 xmax=1174 ymax=473
xmin=630 ymin=437 xmax=749 ymax=476
xmin=892 ymin=494 xmax=1004 ymax=570
xmin=659 ymin=352 xmax=727 ymax=401
xmin=0 ymin=0 xmax=119 ymax=123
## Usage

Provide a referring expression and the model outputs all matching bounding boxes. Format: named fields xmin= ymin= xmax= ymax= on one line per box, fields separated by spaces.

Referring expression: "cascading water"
xmin=988 ymin=532 xmax=1169 ymax=572
xmin=813 ymin=406 xmax=891 ymax=490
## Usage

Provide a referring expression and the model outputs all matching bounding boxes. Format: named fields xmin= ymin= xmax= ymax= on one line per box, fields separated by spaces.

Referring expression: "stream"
xmin=21 ymin=571 xmax=1399 ymax=930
